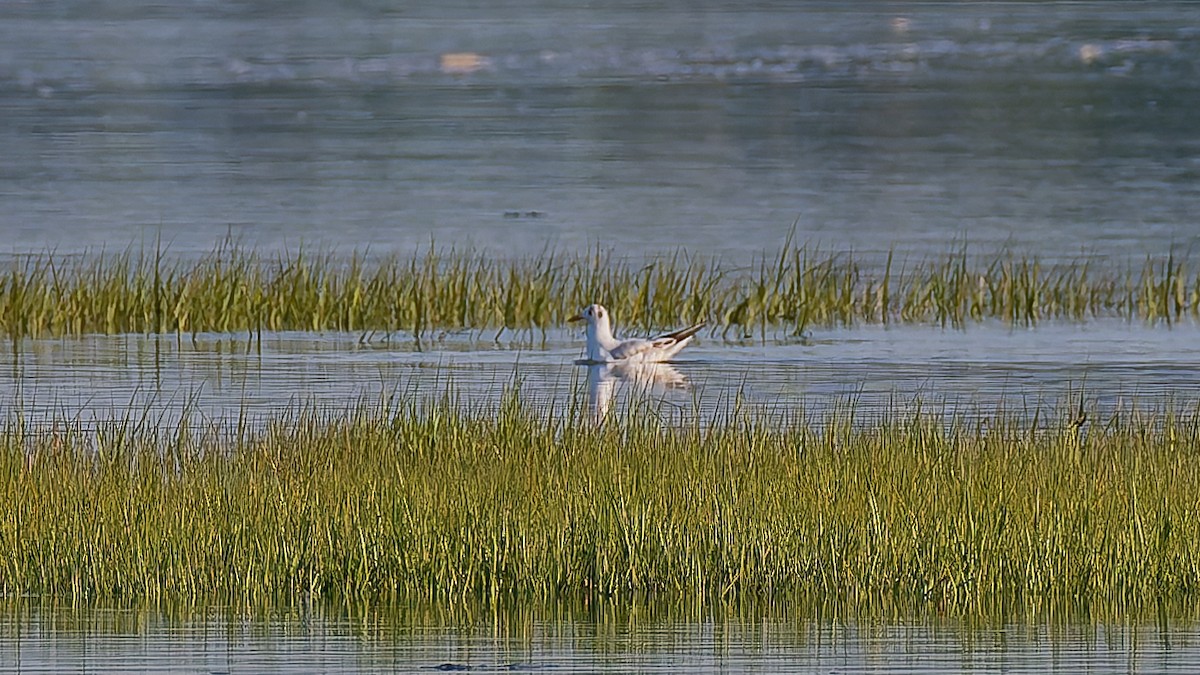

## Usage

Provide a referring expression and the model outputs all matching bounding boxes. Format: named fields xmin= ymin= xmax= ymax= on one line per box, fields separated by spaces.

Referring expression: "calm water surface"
xmin=3 ymin=603 xmax=1199 ymax=674
xmin=3 ymin=321 xmax=1198 ymax=427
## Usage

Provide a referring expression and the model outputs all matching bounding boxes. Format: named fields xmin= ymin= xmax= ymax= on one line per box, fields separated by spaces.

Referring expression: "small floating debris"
xmin=440 ymin=52 xmax=488 ymax=74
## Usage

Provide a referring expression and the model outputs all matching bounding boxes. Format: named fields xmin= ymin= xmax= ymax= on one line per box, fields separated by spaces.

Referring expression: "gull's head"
xmin=568 ymin=303 xmax=608 ymax=325
xmin=568 ymin=303 xmax=610 ymax=330
xmin=570 ymin=304 xmax=616 ymax=359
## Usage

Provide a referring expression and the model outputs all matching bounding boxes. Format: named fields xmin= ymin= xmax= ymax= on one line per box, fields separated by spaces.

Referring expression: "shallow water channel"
xmin=3 ymin=320 xmax=1198 ymax=428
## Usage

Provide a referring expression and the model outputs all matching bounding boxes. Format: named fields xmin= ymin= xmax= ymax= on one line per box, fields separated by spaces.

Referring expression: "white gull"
xmin=568 ymin=303 xmax=704 ymax=363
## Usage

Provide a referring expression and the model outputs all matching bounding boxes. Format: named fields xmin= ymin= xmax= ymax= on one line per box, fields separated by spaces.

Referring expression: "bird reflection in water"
xmin=584 ymin=360 xmax=689 ymax=421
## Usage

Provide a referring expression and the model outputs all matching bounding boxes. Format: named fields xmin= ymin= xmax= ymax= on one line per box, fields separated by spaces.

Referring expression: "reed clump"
xmin=0 ymin=243 xmax=1196 ymax=339
xmin=1 ymin=399 xmax=1198 ymax=612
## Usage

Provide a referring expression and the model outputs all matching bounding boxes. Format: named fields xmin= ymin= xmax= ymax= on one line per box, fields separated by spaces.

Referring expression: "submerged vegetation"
xmin=0 ymin=240 xmax=1197 ymax=339
xmin=1 ymin=397 xmax=1198 ymax=612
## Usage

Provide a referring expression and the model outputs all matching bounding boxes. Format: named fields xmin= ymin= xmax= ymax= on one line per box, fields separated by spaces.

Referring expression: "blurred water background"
xmin=2 ymin=1 xmax=1198 ymax=262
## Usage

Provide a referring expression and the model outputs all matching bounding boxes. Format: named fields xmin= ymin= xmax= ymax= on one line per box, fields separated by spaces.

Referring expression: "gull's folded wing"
xmin=608 ymin=338 xmax=655 ymax=361
xmin=608 ymin=323 xmax=705 ymax=361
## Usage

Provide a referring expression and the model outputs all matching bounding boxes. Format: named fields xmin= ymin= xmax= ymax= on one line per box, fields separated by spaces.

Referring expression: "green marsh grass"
xmin=1 ymin=242 xmax=1198 ymax=339
xmin=2 ymin=397 xmax=1199 ymax=613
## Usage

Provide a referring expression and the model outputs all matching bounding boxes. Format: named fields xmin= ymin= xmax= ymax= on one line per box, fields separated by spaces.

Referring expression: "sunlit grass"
xmin=0 ymin=241 xmax=1196 ymax=339
xmin=1 ymin=396 xmax=1198 ymax=613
